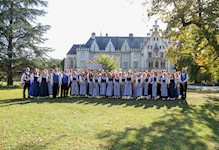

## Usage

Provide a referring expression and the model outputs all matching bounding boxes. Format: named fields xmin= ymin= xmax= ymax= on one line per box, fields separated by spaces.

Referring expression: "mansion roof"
xmin=67 ymin=35 xmax=149 ymax=54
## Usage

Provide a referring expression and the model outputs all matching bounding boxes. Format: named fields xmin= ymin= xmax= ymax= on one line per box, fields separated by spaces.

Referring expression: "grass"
xmin=0 ymin=89 xmax=219 ymax=150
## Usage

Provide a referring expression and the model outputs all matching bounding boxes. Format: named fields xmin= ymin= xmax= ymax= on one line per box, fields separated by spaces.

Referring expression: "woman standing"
xmin=135 ymin=73 xmax=143 ymax=99
xmin=151 ymin=71 xmax=158 ymax=100
xmin=120 ymin=72 xmax=126 ymax=98
xmin=169 ymin=73 xmax=177 ymax=100
xmin=160 ymin=73 xmax=168 ymax=100
xmin=175 ymin=72 xmax=180 ymax=99
xmin=124 ymin=71 xmax=133 ymax=99
xmin=88 ymin=72 xmax=94 ymax=96
xmin=99 ymin=72 xmax=107 ymax=97
xmin=143 ymin=72 xmax=151 ymax=100
xmin=47 ymin=69 xmax=54 ymax=96
xmin=79 ymin=72 xmax=87 ymax=97
xmin=106 ymin=73 xmax=114 ymax=97
xmin=39 ymin=70 xmax=49 ymax=97
xmin=113 ymin=73 xmax=121 ymax=98
xmin=92 ymin=73 xmax=99 ymax=97
xmin=71 ymin=71 xmax=79 ymax=96
xmin=29 ymin=68 xmax=40 ymax=97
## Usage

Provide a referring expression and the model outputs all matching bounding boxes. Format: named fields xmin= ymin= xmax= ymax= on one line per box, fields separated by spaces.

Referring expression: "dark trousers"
xmin=23 ymin=83 xmax=30 ymax=98
xmin=180 ymin=83 xmax=187 ymax=99
xmin=53 ymin=83 xmax=59 ymax=98
xmin=61 ymin=84 xmax=68 ymax=98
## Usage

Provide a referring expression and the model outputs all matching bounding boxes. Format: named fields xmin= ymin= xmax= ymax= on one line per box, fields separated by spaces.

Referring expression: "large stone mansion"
xmin=65 ymin=21 xmax=174 ymax=71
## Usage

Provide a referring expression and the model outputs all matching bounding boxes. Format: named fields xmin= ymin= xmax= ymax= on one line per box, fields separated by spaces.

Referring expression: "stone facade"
xmin=65 ymin=21 xmax=174 ymax=71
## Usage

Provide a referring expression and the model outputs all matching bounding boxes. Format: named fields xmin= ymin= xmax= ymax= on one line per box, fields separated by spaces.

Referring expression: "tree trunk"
xmin=6 ymin=1 xmax=14 ymax=86
xmin=7 ymin=62 xmax=13 ymax=85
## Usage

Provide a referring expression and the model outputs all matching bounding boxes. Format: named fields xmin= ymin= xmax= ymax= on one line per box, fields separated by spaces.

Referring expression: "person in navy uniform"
xmin=51 ymin=68 xmax=60 ymax=98
xmin=180 ymin=69 xmax=189 ymax=100
xmin=60 ymin=69 xmax=70 ymax=98
xmin=20 ymin=67 xmax=31 ymax=98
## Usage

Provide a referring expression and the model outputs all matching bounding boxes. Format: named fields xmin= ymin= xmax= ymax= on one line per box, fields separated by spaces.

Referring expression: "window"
xmin=157 ymin=37 xmax=159 ymax=41
xmin=155 ymin=51 xmax=158 ymax=57
xmin=70 ymin=58 xmax=73 ymax=68
xmin=148 ymin=52 xmax=152 ymax=58
xmin=155 ymin=61 xmax=159 ymax=68
xmin=123 ymin=62 xmax=128 ymax=69
xmin=163 ymin=46 xmax=165 ymax=49
xmin=151 ymin=45 xmax=152 ymax=49
xmin=161 ymin=62 xmax=166 ymax=69
xmin=160 ymin=52 xmax=164 ymax=58
xmin=160 ymin=46 xmax=162 ymax=49
xmin=149 ymin=61 xmax=153 ymax=68
xmin=154 ymin=37 xmax=155 ymax=41
xmin=93 ymin=54 xmax=96 ymax=59
xmin=148 ymin=45 xmax=150 ymax=49
xmin=134 ymin=53 xmax=138 ymax=59
xmin=81 ymin=61 xmax=85 ymax=67
xmin=124 ymin=54 xmax=128 ymax=60
xmin=134 ymin=62 xmax=138 ymax=68
xmin=80 ymin=52 xmax=85 ymax=59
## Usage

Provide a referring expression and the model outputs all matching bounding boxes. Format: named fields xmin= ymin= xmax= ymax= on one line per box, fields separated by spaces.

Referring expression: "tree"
xmin=89 ymin=54 xmax=118 ymax=71
xmin=143 ymin=0 xmax=219 ymax=82
xmin=0 ymin=0 xmax=51 ymax=85
xmin=144 ymin=0 xmax=219 ymax=54
xmin=165 ymin=27 xmax=219 ymax=82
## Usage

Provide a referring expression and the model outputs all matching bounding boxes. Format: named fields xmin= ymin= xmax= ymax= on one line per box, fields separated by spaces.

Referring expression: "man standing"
xmin=20 ymin=67 xmax=31 ymax=98
xmin=60 ymin=69 xmax=70 ymax=98
xmin=180 ymin=69 xmax=189 ymax=100
xmin=51 ymin=68 xmax=60 ymax=98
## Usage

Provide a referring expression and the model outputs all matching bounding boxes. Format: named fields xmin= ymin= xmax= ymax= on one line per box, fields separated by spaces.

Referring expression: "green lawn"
xmin=0 ymin=89 xmax=219 ymax=150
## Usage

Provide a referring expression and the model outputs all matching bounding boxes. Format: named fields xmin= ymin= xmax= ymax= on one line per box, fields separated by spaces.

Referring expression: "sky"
xmin=38 ymin=0 xmax=167 ymax=59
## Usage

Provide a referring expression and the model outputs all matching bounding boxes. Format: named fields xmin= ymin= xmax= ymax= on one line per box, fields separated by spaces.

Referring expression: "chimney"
xmin=106 ymin=33 xmax=108 ymax=37
xmin=147 ymin=33 xmax=150 ymax=37
xmin=91 ymin=32 xmax=96 ymax=39
xmin=129 ymin=33 xmax=133 ymax=37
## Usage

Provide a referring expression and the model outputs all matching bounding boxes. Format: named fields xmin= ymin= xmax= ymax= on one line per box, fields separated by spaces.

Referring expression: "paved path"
xmin=188 ymin=85 xmax=219 ymax=91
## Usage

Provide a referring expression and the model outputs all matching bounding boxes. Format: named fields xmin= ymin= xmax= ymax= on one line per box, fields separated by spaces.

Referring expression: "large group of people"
xmin=20 ymin=67 xmax=189 ymax=100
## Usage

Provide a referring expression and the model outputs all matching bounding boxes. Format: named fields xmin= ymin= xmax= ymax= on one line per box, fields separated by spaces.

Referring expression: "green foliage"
xmin=0 ymin=89 xmax=219 ymax=149
xmin=0 ymin=0 xmax=51 ymax=85
xmin=89 ymin=54 xmax=118 ymax=71
xmin=144 ymin=0 xmax=219 ymax=82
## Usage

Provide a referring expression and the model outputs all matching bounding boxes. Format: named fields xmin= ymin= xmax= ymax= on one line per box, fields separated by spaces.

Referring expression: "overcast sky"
xmin=38 ymin=0 xmax=167 ymax=59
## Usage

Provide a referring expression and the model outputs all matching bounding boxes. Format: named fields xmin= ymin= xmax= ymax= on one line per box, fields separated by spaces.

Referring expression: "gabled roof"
xmin=154 ymin=43 xmax=159 ymax=51
xmin=67 ymin=44 xmax=84 ymax=54
xmin=84 ymin=36 xmax=149 ymax=50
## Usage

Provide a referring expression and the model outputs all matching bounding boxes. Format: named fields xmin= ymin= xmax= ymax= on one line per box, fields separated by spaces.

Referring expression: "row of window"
xmin=122 ymin=61 xmax=166 ymax=69
xmin=79 ymin=61 xmax=166 ymax=69
xmin=147 ymin=45 xmax=165 ymax=49
xmin=80 ymin=52 xmax=164 ymax=59
xmin=148 ymin=51 xmax=164 ymax=58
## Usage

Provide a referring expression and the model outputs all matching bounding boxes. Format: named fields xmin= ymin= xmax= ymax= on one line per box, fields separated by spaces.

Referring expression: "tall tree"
xmin=0 ymin=0 xmax=51 ymax=85
xmin=143 ymin=0 xmax=219 ymax=82
xmin=143 ymin=0 xmax=219 ymax=54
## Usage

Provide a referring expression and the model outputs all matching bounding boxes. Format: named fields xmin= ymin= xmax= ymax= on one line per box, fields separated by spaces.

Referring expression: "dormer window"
xmin=148 ymin=52 xmax=152 ymax=58
xmin=80 ymin=52 xmax=85 ymax=59
xmin=160 ymin=52 xmax=164 ymax=58
xmin=155 ymin=51 xmax=158 ymax=57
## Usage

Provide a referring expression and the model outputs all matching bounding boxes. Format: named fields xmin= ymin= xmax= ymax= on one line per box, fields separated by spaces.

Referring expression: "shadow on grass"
xmin=0 ymin=97 xmax=189 ymax=110
xmin=97 ymin=99 xmax=219 ymax=149
xmin=10 ymin=134 xmax=67 ymax=150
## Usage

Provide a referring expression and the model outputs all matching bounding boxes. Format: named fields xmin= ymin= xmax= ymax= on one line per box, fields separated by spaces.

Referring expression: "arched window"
xmin=70 ymin=58 xmax=73 ymax=68
xmin=155 ymin=61 xmax=159 ymax=68
xmin=149 ymin=61 xmax=153 ymax=68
